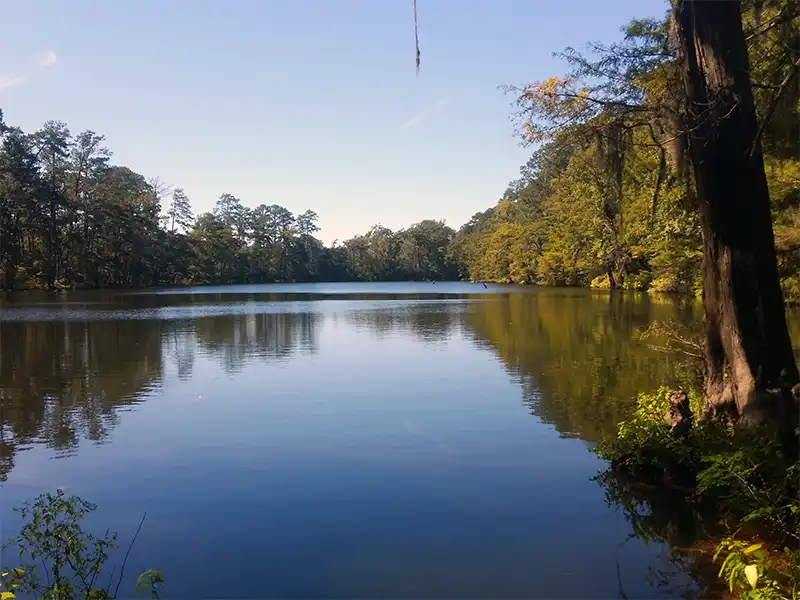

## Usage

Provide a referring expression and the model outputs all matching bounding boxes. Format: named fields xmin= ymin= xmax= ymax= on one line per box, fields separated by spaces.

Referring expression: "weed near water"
xmin=1 ymin=490 xmax=163 ymax=600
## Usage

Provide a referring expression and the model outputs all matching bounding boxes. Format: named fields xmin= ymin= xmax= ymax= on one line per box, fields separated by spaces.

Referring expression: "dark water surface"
xmin=1 ymin=282 xmax=774 ymax=598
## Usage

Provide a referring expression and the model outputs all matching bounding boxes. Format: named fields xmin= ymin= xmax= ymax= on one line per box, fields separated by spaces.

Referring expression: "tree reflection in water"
xmin=0 ymin=288 xmax=750 ymax=596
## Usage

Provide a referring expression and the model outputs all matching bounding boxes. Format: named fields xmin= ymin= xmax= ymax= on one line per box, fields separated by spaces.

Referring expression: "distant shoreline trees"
xmin=0 ymin=112 xmax=460 ymax=290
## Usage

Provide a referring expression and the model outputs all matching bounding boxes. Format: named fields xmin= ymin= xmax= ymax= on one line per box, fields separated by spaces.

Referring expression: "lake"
xmin=3 ymin=282 xmax=787 ymax=598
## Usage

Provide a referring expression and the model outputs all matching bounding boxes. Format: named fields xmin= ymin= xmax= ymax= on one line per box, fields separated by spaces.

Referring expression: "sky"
xmin=1 ymin=0 xmax=668 ymax=244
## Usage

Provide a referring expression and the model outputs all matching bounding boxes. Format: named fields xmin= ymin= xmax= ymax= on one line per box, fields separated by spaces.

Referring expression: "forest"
xmin=454 ymin=0 xmax=799 ymax=299
xmin=0 ymin=112 xmax=460 ymax=289
xmin=1 ymin=0 xmax=798 ymax=296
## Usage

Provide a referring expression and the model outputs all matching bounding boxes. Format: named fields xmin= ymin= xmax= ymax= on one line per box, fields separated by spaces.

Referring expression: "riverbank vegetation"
xmin=556 ymin=0 xmax=800 ymax=596
xmin=596 ymin=388 xmax=800 ymax=599
xmin=453 ymin=0 xmax=800 ymax=299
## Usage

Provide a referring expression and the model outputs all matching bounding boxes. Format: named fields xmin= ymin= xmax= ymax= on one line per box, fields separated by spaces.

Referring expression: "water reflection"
xmin=593 ymin=469 xmax=724 ymax=599
xmin=1 ymin=286 xmax=734 ymax=598
xmin=464 ymin=291 xmax=703 ymax=441
xmin=0 ymin=288 xmax=706 ymax=483
xmin=344 ymin=302 xmax=464 ymax=344
xmin=0 ymin=319 xmax=163 ymax=478
xmin=0 ymin=309 xmax=321 ymax=480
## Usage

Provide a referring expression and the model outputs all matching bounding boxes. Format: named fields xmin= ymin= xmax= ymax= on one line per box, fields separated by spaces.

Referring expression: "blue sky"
xmin=1 ymin=0 xmax=667 ymax=244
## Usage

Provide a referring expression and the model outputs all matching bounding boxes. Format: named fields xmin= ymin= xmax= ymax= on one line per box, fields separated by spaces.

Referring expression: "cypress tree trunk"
xmin=673 ymin=0 xmax=799 ymax=422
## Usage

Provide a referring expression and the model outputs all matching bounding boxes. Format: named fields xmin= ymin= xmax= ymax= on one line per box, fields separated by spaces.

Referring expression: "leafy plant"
xmin=134 ymin=570 xmax=164 ymax=600
xmin=596 ymin=387 xmax=800 ymax=599
xmin=0 ymin=490 xmax=162 ymax=600
xmin=714 ymin=538 xmax=800 ymax=600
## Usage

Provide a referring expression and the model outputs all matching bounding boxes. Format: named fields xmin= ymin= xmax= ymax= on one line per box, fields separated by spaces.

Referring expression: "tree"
xmin=0 ymin=126 xmax=43 ymax=289
xmin=214 ymin=193 xmax=251 ymax=242
xmin=32 ymin=121 xmax=71 ymax=287
xmin=672 ymin=0 xmax=798 ymax=421
xmin=0 ymin=111 xmax=466 ymax=289
xmin=296 ymin=210 xmax=320 ymax=238
xmin=397 ymin=220 xmax=457 ymax=280
xmin=435 ymin=0 xmax=798 ymax=421
xmin=189 ymin=212 xmax=245 ymax=284
xmin=294 ymin=210 xmax=321 ymax=280
xmin=166 ymin=188 xmax=194 ymax=233
xmin=68 ymin=130 xmax=111 ymax=283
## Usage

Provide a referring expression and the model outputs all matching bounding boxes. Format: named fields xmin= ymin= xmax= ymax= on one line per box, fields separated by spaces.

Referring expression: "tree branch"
xmin=745 ymin=6 xmax=799 ymax=42
xmin=546 ymin=90 xmax=645 ymax=112
xmin=750 ymin=55 xmax=800 ymax=160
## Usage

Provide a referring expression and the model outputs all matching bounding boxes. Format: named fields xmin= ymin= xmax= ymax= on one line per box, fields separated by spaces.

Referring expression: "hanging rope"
xmin=413 ymin=0 xmax=420 ymax=74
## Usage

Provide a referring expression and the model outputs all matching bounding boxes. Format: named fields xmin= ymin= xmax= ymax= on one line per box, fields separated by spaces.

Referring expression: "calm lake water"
xmin=4 ymin=282 xmax=794 ymax=598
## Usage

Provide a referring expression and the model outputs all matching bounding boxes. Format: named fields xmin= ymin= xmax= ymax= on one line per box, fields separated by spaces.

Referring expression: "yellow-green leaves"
xmin=504 ymin=76 xmax=593 ymax=144
xmin=744 ymin=564 xmax=759 ymax=589
xmin=743 ymin=543 xmax=764 ymax=554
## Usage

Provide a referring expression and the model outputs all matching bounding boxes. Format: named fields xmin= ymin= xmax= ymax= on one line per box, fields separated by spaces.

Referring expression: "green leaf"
xmin=743 ymin=543 xmax=763 ymax=554
xmin=719 ymin=551 xmax=736 ymax=577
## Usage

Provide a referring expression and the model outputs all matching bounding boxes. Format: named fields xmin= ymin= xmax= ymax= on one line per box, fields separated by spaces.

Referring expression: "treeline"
xmin=3 ymin=0 xmax=797 ymax=293
xmin=451 ymin=0 xmax=800 ymax=296
xmin=0 ymin=112 xmax=459 ymax=289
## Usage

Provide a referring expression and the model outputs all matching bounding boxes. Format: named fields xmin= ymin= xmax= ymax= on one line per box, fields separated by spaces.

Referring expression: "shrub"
xmin=595 ymin=389 xmax=800 ymax=599
xmin=1 ymin=490 xmax=163 ymax=600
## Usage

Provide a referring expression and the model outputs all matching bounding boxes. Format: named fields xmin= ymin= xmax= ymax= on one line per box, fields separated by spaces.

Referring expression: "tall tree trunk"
xmin=673 ymin=0 xmax=799 ymax=422
xmin=48 ymin=195 xmax=58 ymax=289
xmin=607 ymin=267 xmax=617 ymax=290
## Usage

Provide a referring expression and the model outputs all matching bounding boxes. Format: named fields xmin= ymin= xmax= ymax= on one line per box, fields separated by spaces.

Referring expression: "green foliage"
xmin=452 ymin=125 xmax=708 ymax=290
xmin=0 ymin=112 xmax=463 ymax=289
xmin=714 ymin=538 xmax=800 ymax=600
xmin=615 ymin=386 xmax=702 ymax=441
xmin=452 ymin=1 xmax=798 ymax=296
xmin=596 ymin=387 xmax=704 ymax=484
xmin=596 ymin=387 xmax=800 ymax=599
xmin=134 ymin=570 xmax=164 ymax=600
xmin=3 ymin=0 xmax=795 ymax=295
xmin=1 ymin=490 xmax=162 ymax=600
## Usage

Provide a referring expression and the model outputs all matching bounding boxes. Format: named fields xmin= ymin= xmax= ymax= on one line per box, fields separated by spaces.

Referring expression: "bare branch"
xmin=114 ymin=512 xmax=147 ymax=598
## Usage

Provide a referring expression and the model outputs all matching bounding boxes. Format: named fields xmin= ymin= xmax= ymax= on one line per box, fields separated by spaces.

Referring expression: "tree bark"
xmin=673 ymin=0 xmax=799 ymax=422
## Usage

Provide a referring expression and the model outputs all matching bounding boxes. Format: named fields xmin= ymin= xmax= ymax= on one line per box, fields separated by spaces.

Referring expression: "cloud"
xmin=36 ymin=50 xmax=58 ymax=67
xmin=0 ymin=50 xmax=58 ymax=92
xmin=0 ymin=74 xmax=28 ymax=91
xmin=399 ymin=96 xmax=453 ymax=132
